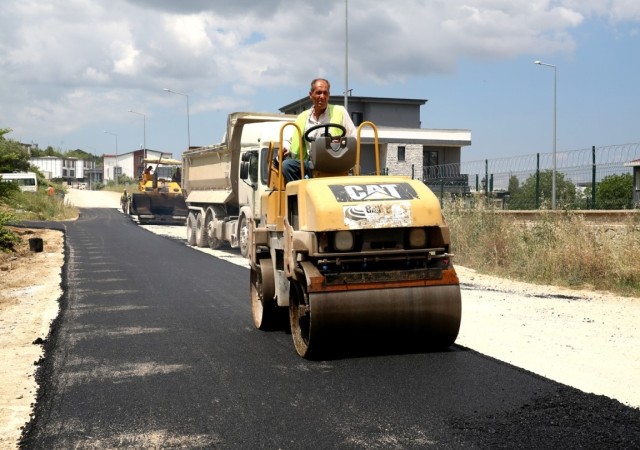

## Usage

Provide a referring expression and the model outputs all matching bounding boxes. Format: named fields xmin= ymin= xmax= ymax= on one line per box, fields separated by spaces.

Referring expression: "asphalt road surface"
xmin=21 ymin=208 xmax=640 ymax=448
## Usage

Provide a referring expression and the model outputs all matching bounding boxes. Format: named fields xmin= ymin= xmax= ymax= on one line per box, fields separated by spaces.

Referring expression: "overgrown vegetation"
xmin=0 ymin=187 xmax=79 ymax=251
xmin=446 ymin=200 xmax=640 ymax=296
xmin=0 ymin=209 xmax=20 ymax=251
xmin=0 ymin=128 xmax=79 ymax=251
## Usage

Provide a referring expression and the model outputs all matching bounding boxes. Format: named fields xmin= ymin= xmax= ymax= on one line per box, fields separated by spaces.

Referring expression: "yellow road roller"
xmin=248 ymin=121 xmax=461 ymax=358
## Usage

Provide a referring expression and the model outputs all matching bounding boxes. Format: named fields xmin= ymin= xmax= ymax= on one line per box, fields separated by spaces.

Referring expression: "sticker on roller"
xmin=343 ymin=202 xmax=412 ymax=228
xmin=330 ymin=183 xmax=419 ymax=202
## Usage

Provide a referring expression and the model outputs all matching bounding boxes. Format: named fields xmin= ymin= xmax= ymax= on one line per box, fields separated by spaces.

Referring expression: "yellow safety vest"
xmin=290 ymin=105 xmax=344 ymax=159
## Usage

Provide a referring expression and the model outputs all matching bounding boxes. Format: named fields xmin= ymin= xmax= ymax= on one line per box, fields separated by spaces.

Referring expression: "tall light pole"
xmin=127 ymin=109 xmax=146 ymax=159
xmin=344 ymin=0 xmax=349 ymax=110
xmin=104 ymin=130 xmax=118 ymax=182
xmin=163 ymin=88 xmax=191 ymax=150
xmin=534 ymin=60 xmax=557 ymax=209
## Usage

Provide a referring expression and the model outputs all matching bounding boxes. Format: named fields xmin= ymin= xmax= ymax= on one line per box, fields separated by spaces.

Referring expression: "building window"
xmin=397 ymin=146 xmax=406 ymax=162
xmin=351 ymin=111 xmax=363 ymax=126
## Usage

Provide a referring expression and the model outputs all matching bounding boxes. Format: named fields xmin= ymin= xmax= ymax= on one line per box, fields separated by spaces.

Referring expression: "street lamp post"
xmin=163 ymin=88 xmax=191 ymax=150
xmin=534 ymin=60 xmax=557 ymax=210
xmin=104 ymin=131 xmax=118 ymax=182
xmin=128 ymin=109 xmax=146 ymax=160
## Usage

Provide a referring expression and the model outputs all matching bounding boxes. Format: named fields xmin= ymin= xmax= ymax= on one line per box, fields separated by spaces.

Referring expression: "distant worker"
xmin=281 ymin=78 xmax=356 ymax=183
xmin=172 ymin=167 xmax=182 ymax=184
xmin=142 ymin=165 xmax=153 ymax=184
xmin=120 ymin=189 xmax=130 ymax=213
xmin=46 ymin=185 xmax=55 ymax=196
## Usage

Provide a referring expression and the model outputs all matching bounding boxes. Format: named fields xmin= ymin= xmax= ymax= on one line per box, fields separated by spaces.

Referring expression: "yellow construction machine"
xmin=249 ymin=121 xmax=461 ymax=358
xmin=128 ymin=157 xmax=188 ymax=224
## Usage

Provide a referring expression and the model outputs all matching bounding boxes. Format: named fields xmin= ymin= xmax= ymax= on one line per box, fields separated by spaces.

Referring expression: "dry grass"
xmin=445 ymin=201 xmax=640 ymax=296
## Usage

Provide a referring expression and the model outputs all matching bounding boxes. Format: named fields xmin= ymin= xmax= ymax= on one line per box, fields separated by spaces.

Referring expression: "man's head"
xmin=309 ymin=78 xmax=330 ymax=114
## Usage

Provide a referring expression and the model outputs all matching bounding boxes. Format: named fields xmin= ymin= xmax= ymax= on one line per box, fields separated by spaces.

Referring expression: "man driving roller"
xmin=281 ymin=78 xmax=356 ymax=182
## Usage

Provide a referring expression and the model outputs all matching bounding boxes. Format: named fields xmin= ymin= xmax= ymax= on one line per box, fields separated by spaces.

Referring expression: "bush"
xmin=445 ymin=200 xmax=640 ymax=296
xmin=2 ymin=188 xmax=78 ymax=221
xmin=0 ymin=210 xmax=20 ymax=252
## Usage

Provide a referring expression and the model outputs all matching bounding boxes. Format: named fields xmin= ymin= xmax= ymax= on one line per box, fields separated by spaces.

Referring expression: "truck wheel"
xmin=238 ymin=215 xmax=249 ymax=258
xmin=251 ymin=258 xmax=277 ymax=330
xmin=209 ymin=235 xmax=221 ymax=250
xmin=195 ymin=213 xmax=209 ymax=247
xmin=186 ymin=212 xmax=197 ymax=246
xmin=207 ymin=213 xmax=221 ymax=250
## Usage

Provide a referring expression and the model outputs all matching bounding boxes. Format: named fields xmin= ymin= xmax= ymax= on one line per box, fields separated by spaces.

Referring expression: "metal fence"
xmin=418 ymin=143 xmax=640 ymax=210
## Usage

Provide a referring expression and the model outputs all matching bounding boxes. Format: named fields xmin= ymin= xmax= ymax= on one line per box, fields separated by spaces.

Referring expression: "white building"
xmin=30 ymin=156 xmax=94 ymax=182
xmin=102 ymin=149 xmax=173 ymax=182
xmin=31 ymin=149 xmax=174 ymax=184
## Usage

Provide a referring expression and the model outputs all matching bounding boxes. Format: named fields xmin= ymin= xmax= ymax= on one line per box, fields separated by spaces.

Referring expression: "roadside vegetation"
xmin=0 ymin=128 xmax=79 ymax=252
xmin=446 ymin=199 xmax=640 ymax=297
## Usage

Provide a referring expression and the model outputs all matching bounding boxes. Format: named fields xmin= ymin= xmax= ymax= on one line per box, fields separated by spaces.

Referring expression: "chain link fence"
xmin=417 ymin=143 xmax=640 ymax=209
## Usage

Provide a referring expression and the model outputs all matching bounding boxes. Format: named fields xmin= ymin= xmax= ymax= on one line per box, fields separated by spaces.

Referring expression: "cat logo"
xmin=329 ymin=182 xmax=419 ymax=202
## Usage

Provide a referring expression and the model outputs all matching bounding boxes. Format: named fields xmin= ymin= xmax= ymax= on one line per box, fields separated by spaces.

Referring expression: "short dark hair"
xmin=310 ymin=78 xmax=330 ymax=93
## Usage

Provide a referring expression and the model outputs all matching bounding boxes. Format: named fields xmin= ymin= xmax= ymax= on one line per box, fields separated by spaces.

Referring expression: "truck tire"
xmin=186 ymin=212 xmax=197 ymax=246
xmin=195 ymin=213 xmax=209 ymax=247
xmin=238 ymin=214 xmax=249 ymax=258
xmin=206 ymin=210 xmax=221 ymax=250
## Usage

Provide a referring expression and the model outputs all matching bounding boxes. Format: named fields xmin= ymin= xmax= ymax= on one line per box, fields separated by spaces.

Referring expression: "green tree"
xmin=43 ymin=146 xmax=63 ymax=157
xmin=507 ymin=169 xmax=577 ymax=210
xmin=507 ymin=174 xmax=520 ymax=196
xmin=0 ymin=128 xmax=31 ymax=173
xmin=596 ymin=173 xmax=633 ymax=209
xmin=66 ymin=148 xmax=93 ymax=159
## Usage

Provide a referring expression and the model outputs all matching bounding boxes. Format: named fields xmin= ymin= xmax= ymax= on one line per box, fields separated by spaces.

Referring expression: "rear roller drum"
xmin=289 ymin=279 xmax=315 ymax=358
xmin=251 ymin=258 xmax=278 ymax=330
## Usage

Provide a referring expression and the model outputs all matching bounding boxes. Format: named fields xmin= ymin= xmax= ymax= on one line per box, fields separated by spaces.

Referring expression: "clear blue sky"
xmin=1 ymin=1 xmax=638 ymax=163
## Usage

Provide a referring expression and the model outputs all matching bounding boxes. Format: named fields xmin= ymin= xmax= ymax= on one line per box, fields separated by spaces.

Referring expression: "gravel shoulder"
xmin=1 ymin=188 xmax=638 ymax=448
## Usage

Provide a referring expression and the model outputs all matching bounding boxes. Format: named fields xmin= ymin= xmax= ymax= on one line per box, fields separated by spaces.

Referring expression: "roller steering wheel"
xmin=304 ymin=123 xmax=346 ymax=142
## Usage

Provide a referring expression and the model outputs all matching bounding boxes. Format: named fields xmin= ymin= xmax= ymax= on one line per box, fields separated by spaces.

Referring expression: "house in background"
xmin=279 ymin=95 xmax=471 ymax=186
xmin=31 ymin=148 xmax=174 ymax=186
xmin=102 ymin=149 xmax=173 ymax=182
xmin=30 ymin=156 xmax=96 ymax=184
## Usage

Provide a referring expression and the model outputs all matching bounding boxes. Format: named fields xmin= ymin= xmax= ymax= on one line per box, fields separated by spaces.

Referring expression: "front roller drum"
xmin=289 ymin=282 xmax=462 ymax=359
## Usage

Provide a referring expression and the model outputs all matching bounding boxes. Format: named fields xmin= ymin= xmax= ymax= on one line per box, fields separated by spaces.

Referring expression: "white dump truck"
xmin=181 ymin=112 xmax=296 ymax=256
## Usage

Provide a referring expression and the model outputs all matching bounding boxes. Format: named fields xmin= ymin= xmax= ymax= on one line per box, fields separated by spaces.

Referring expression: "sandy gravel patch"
xmin=454 ymin=267 xmax=640 ymax=409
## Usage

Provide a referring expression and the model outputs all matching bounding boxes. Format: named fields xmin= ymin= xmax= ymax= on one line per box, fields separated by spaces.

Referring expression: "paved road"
xmin=21 ymin=209 xmax=640 ymax=448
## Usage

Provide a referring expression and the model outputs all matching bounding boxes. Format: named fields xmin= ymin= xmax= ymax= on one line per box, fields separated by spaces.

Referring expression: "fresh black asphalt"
xmin=19 ymin=208 xmax=640 ymax=448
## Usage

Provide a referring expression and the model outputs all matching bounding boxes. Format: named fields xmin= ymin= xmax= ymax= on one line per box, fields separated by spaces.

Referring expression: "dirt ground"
xmin=1 ymin=189 xmax=639 ymax=449
xmin=0 ymin=227 xmax=63 ymax=449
